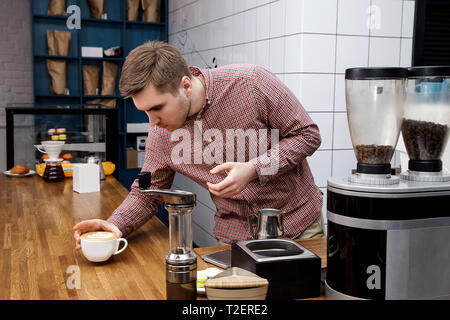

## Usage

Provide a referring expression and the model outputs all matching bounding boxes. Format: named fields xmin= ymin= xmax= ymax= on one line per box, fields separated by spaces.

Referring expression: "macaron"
xmin=56 ymin=128 xmax=66 ymax=134
xmin=47 ymin=128 xmax=56 ymax=136
xmin=51 ymin=135 xmax=59 ymax=141
xmin=58 ymin=134 xmax=67 ymax=140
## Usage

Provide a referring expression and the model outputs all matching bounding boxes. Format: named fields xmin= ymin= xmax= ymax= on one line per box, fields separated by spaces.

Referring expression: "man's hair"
xmin=119 ymin=41 xmax=191 ymax=97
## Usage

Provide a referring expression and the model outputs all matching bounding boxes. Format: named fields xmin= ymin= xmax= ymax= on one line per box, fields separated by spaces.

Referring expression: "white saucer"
xmin=197 ymin=287 xmax=206 ymax=295
xmin=3 ymin=170 xmax=36 ymax=177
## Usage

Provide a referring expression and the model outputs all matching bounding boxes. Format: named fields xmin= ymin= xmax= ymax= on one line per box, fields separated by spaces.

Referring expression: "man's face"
xmin=132 ymin=78 xmax=191 ymax=132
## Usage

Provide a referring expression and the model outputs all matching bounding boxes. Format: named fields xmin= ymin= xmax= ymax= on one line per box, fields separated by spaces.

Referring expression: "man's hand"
xmin=206 ymin=162 xmax=258 ymax=198
xmin=73 ymin=219 xmax=122 ymax=250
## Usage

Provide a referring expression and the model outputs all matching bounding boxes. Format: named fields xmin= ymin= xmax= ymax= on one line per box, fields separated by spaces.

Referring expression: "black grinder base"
xmin=231 ymin=239 xmax=321 ymax=299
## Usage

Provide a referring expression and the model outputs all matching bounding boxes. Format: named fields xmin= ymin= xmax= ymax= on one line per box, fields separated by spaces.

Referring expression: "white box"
xmin=138 ymin=151 xmax=145 ymax=168
xmin=73 ymin=164 xmax=100 ymax=193
xmin=81 ymin=46 xmax=103 ymax=58
xmin=127 ymin=123 xmax=150 ymax=133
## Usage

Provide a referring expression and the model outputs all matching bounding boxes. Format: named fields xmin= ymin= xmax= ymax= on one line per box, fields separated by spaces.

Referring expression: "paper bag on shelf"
xmin=126 ymin=0 xmax=140 ymax=21
xmin=101 ymin=61 xmax=118 ymax=96
xmin=48 ymin=0 xmax=67 ymax=15
xmin=141 ymin=0 xmax=161 ymax=22
xmin=83 ymin=65 xmax=100 ymax=96
xmin=87 ymin=0 xmax=104 ymax=19
xmin=47 ymin=30 xmax=71 ymax=56
xmin=85 ymin=98 xmax=117 ymax=108
xmin=46 ymin=59 xmax=68 ymax=95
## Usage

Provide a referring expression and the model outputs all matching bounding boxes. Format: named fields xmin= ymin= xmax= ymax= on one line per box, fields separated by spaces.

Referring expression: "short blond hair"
xmin=119 ymin=41 xmax=191 ymax=97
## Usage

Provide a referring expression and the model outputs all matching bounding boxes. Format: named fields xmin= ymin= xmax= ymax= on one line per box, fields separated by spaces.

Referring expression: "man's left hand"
xmin=207 ymin=162 xmax=258 ymax=198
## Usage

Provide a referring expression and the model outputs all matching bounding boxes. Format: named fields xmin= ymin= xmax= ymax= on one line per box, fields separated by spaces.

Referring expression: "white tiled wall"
xmin=168 ymin=0 xmax=416 ymax=246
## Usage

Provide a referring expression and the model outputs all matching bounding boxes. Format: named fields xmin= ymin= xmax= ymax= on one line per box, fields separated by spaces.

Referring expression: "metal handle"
xmin=247 ymin=212 xmax=258 ymax=239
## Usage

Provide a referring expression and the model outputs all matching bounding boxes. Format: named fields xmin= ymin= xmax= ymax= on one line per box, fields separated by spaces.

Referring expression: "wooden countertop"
xmin=0 ymin=174 xmax=327 ymax=300
xmin=0 ymin=174 xmax=170 ymax=299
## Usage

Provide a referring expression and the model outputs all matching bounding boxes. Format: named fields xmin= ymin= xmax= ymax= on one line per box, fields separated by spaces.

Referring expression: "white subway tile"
xmin=369 ymin=37 xmax=401 ymax=67
xmin=256 ymin=4 xmax=271 ymax=40
xmin=222 ymin=46 xmax=233 ymax=66
xmin=309 ymin=113 xmax=334 ymax=150
xmin=299 ymin=74 xmax=335 ymax=112
xmin=333 ymin=112 xmax=353 ymax=149
xmin=284 ymin=34 xmax=302 ymax=73
xmin=222 ymin=16 xmax=233 ymax=47
xmin=332 ymin=149 xmax=357 ymax=177
xmin=232 ymin=12 xmax=246 ymax=45
xmin=337 ymin=0 xmax=371 ymax=36
xmin=269 ymin=37 xmax=285 ymax=74
xmin=243 ymin=9 xmax=257 ymax=43
xmin=335 ymin=35 xmax=369 ymax=73
xmin=334 ymin=74 xmax=346 ymax=112
xmin=301 ymin=0 xmax=338 ymax=34
xmin=299 ymin=34 xmax=336 ymax=73
xmin=370 ymin=0 xmax=402 ymax=37
xmin=402 ymin=0 xmax=416 ymax=38
xmin=255 ymin=40 xmax=270 ymax=70
xmin=285 ymin=0 xmax=302 ymax=35
xmin=308 ymin=150 xmax=333 ymax=188
xmin=270 ymin=0 xmax=286 ymax=38
xmin=400 ymin=38 xmax=413 ymax=68
xmin=283 ymin=74 xmax=301 ymax=100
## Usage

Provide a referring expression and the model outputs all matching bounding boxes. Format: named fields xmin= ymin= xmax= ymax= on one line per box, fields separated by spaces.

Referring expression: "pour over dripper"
xmin=345 ymin=67 xmax=407 ymax=184
xmin=34 ymin=140 xmax=65 ymax=161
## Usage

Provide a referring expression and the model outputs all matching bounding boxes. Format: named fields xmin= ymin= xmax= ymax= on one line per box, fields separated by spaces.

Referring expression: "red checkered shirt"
xmin=108 ymin=64 xmax=323 ymax=244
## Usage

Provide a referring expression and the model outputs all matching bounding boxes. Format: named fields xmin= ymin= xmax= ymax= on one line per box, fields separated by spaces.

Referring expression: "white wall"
xmin=0 ymin=0 xmax=34 ymax=172
xmin=168 ymin=0 xmax=416 ymax=246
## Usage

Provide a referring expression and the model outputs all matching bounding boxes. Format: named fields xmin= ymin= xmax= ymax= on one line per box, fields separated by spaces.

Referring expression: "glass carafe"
xmin=43 ymin=159 xmax=65 ymax=182
xmin=346 ymin=67 xmax=407 ymax=184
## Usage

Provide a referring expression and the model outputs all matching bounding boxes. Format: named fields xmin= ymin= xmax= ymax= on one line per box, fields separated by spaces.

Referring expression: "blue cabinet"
xmin=30 ymin=0 xmax=168 ymax=190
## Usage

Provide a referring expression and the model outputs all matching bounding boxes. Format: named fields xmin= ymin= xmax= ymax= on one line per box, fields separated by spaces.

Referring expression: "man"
xmin=73 ymin=41 xmax=324 ymax=248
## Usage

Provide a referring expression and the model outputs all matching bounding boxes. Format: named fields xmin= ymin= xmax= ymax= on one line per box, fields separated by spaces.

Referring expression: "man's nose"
xmin=147 ymin=113 xmax=160 ymax=126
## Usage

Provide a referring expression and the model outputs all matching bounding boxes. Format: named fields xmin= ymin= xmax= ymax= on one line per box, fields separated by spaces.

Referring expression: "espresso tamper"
xmin=138 ymin=172 xmax=197 ymax=300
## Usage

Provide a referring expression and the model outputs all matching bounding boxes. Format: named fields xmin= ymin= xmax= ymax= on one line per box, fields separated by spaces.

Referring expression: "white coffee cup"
xmin=80 ymin=231 xmax=128 ymax=262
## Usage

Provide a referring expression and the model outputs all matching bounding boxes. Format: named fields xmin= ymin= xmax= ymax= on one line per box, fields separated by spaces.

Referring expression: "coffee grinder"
xmin=138 ymin=172 xmax=197 ymax=300
xmin=326 ymin=67 xmax=450 ymax=300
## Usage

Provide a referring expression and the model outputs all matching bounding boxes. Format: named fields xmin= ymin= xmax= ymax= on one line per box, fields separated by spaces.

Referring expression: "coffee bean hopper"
xmin=400 ymin=66 xmax=450 ymax=182
xmin=345 ymin=67 xmax=407 ymax=185
xmin=138 ymin=172 xmax=197 ymax=300
xmin=326 ymin=67 xmax=450 ymax=300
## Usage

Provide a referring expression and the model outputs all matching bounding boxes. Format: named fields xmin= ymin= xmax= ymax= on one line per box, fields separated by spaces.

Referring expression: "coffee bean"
xmin=401 ymin=119 xmax=449 ymax=160
xmin=355 ymin=144 xmax=394 ymax=164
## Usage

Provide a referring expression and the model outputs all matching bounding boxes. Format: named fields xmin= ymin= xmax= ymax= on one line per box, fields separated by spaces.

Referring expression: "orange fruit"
xmin=102 ymin=161 xmax=116 ymax=175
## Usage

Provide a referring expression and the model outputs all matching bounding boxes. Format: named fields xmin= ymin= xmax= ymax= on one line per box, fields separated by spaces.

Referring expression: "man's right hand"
xmin=73 ymin=219 xmax=122 ymax=250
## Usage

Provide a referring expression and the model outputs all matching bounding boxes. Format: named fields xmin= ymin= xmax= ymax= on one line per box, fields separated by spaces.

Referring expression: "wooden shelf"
xmin=81 ymin=56 xmax=124 ymax=61
xmin=35 ymin=55 xmax=78 ymax=60
xmin=32 ymin=0 xmax=168 ymax=188
xmin=83 ymin=95 xmax=123 ymax=99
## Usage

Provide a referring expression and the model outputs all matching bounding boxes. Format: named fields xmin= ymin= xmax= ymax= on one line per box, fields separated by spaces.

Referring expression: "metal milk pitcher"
xmin=248 ymin=208 xmax=284 ymax=239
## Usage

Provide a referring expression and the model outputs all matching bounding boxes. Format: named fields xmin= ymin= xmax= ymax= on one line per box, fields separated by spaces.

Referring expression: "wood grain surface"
xmin=0 ymin=175 xmax=170 ymax=300
xmin=0 ymin=174 xmax=327 ymax=300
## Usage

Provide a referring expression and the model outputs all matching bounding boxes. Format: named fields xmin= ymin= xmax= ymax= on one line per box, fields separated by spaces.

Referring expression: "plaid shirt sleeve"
xmin=248 ymin=66 xmax=322 ymax=186
xmin=107 ymin=126 xmax=175 ymax=237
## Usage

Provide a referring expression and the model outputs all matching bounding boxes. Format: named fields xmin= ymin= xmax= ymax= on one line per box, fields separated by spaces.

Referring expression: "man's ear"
xmin=180 ymin=76 xmax=193 ymax=97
